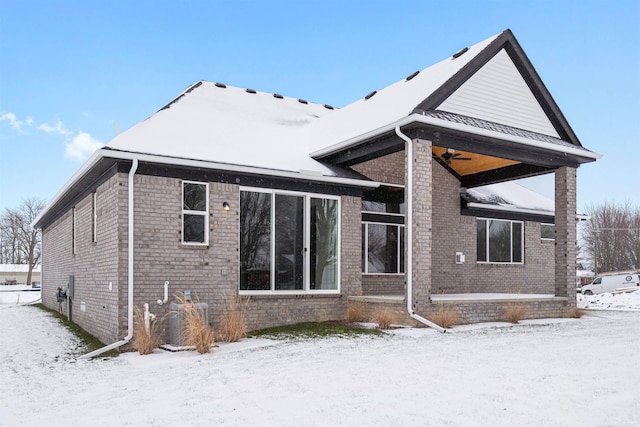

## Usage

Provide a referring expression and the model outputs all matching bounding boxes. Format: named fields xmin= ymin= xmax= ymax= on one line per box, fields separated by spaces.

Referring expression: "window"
xmin=72 ymin=207 xmax=76 ymax=254
xmin=362 ymin=223 xmax=405 ymax=273
xmin=240 ymin=189 xmax=339 ymax=292
xmin=361 ymin=186 xmax=405 ymax=274
xmin=541 ymin=223 xmax=554 ymax=240
xmin=182 ymin=181 xmax=209 ymax=244
xmin=92 ymin=192 xmax=97 ymax=243
xmin=477 ymin=218 xmax=523 ymax=263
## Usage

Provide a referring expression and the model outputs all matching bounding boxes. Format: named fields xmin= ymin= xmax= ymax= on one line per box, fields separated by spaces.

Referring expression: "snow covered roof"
xmin=106 ymin=82 xmax=338 ymax=176
xmin=103 ymin=29 xmax=599 ymax=178
xmin=308 ymin=32 xmax=501 ymax=152
xmin=35 ymin=29 xmax=601 ymax=229
xmin=464 ymin=181 xmax=554 ymax=217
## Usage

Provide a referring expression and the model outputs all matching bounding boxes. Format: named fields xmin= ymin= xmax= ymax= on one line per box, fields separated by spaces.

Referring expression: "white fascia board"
xmin=467 ymin=202 xmax=554 ymax=217
xmin=311 ymin=114 xmax=602 ymax=161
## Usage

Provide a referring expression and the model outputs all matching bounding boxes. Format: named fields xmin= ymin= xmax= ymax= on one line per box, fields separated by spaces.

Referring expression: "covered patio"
xmin=310 ymin=30 xmax=600 ymax=326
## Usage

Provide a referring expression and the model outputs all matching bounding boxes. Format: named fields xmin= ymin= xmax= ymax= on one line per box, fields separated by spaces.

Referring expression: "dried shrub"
xmin=373 ymin=308 xmax=394 ymax=330
xmin=429 ymin=305 xmax=461 ymax=329
xmin=218 ymin=296 xmax=251 ymax=342
xmin=567 ymin=306 xmax=585 ymax=318
xmin=175 ymin=293 xmax=214 ymax=354
xmin=345 ymin=301 xmax=367 ymax=323
xmin=504 ymin=303 xmax=528 ymax=324
xmin=133 ymin=305 xmax=161 ymax=355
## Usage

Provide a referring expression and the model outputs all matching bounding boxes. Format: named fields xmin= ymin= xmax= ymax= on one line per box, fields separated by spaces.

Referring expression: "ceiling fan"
xmin=441 ymin=148 xmax=471 ymax=165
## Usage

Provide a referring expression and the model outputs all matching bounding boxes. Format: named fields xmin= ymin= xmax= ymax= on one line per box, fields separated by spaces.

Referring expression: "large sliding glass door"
xmin=240 ymin=188 xmax=340 ymax=293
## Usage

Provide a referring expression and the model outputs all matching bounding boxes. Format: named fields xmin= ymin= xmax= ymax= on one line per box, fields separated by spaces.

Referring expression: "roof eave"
xmin=33 ymin=148 xmax=380 ymax=229
xmin=310 ymin=113 xmax=602 ymax=163
xmin=33 ymin=149 xmax=107 ymax=229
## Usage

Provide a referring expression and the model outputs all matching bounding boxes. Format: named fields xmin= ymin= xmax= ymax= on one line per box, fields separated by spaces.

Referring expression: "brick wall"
xmin=361 ymin=275 xmax=404 ymax=295
xmin=42 ymin=173 xmax=125 ymax=345
xmin=43 ymin=172 xmax=367 ymax=345
xmin=431 ymin=160 xmax=555 ymax=294
xmin=41 ymin=154 xmax=562 ymax=346
xmin=555 ymin=167 xmax=577 ymax=306
xmin=409 ymin=139 xmax=433 ymax=314
xmin=351 ymin=150 xmax=405 ymax=185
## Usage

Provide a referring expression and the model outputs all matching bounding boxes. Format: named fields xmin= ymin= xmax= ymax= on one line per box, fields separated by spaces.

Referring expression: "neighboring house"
xmin=0 ymin=264 xmax=41 ymax=286
xmin=34 ymin=29 xmax=600 ymax=347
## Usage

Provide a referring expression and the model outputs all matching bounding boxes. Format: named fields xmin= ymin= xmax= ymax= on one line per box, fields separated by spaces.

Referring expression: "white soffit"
xmin=436 ymin=49 xmax=560 ymax=138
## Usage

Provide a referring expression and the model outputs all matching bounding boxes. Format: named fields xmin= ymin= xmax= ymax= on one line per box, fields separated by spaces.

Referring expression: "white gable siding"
xmin=436 ymin=49 xmax=560 ymax=137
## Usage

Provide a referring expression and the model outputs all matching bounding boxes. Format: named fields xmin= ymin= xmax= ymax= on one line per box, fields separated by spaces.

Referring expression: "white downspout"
xmin=80 ymin=158 xmax=139 ymax=359
xmin=394 ymin=126 xmax=446 ymax=333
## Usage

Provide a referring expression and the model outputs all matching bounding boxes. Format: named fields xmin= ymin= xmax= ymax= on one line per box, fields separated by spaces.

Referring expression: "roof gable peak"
xmin=415 ymin=29 xmax=582 ymax=146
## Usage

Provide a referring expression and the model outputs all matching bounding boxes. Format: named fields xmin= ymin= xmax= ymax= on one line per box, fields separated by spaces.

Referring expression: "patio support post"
xmin=409 ymin=138 xmax=433 ymax=313
xmin=554 ymin=166 xmax=577 ymax=305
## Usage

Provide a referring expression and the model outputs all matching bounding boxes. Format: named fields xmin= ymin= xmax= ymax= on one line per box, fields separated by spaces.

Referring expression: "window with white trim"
xmin=361 ymin=185 xmax=405 ymax=274
xmin=239 ymin=188 xmax=339 ymax=292
xmin=477 ymin=218 xmax=523 ymax=263
xmin=182 ymin=181 xmax=209 ymax=244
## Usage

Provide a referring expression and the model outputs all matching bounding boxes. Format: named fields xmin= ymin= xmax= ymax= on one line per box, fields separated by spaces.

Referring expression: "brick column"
xmin=554 ymin=166 xmax=577 ymax=305
xmin=408 ymin=138 xmax=433 ymax=313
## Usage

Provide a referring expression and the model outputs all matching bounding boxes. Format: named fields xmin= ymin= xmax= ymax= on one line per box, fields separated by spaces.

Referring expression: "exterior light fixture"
xmin=222 ymin=202 xmax=230 ymax=211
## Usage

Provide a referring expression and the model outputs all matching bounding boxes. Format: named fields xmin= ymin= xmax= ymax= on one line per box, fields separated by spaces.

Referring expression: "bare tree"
xmin=0 ymin=198 xmax=46 ymax=285
xmin=581 ymin=201 xmax=640 ymax=274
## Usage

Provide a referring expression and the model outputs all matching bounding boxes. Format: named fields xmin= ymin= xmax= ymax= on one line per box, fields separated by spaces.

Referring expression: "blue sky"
xmin=1 ymin=0 xmax=638 ymax=214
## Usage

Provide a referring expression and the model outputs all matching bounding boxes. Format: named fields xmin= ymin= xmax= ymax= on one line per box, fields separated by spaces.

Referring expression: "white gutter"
xmin=395 ymin=126 xmax=446 ymax=333
xmin=313 ymin=114 xmax=602 ymax=161
xmin=80 ymin=158 xmax=138 ymax=359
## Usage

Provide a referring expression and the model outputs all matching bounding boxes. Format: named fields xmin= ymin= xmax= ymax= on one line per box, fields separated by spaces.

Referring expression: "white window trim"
xmin=182 ymin=180 xmax=209 ymax=246
xmin=476 ymin=217 xmax=524 ymax=264
xmin=361 ymin=221 xmax=405 ymax=275
xmin=238 ymin=186 xmax=341 ymax=295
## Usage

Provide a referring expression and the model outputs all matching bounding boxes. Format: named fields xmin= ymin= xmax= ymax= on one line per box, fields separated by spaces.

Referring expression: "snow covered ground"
xmin=578 ymin=288 xmax=640 ymax=311
xmin=1 ymin=289 xmax=639 ymax=427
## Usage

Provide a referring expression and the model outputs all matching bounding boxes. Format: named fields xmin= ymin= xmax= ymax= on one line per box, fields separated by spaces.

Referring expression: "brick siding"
xmin=41 ymin=153 xmax=568 ymax=345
